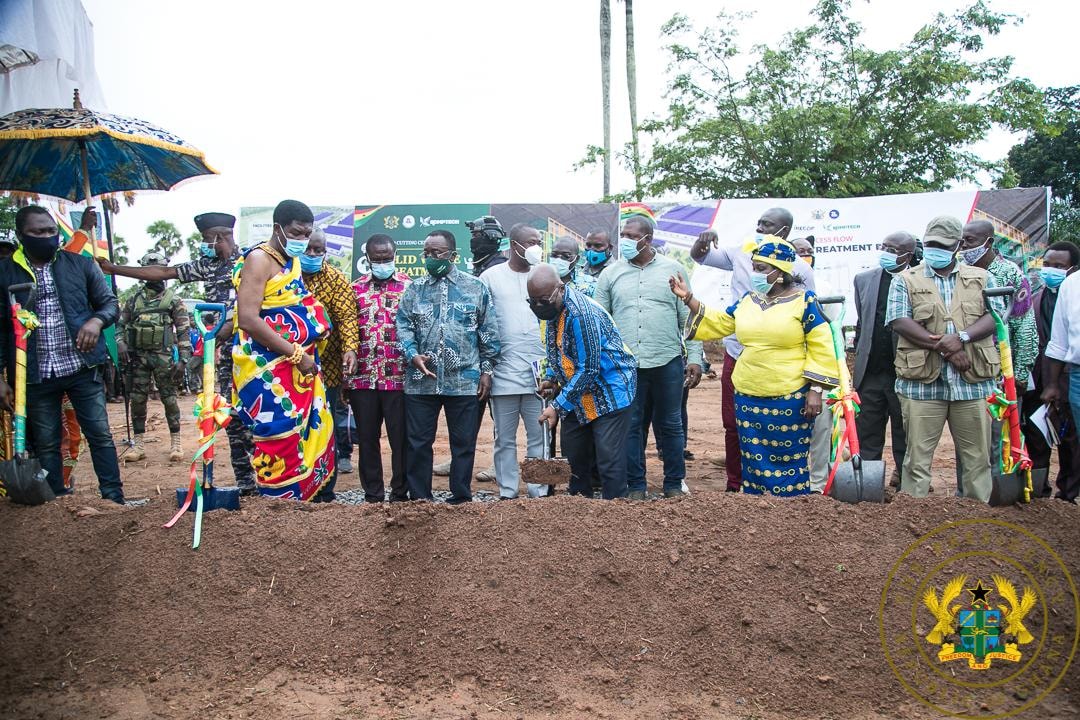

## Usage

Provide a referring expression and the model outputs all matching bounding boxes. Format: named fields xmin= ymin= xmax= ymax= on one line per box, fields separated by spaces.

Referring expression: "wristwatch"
xmin=958 ymin=330 xmax=971 ymax=344
xmin=809 ymin=385 xmax=824 ymax=394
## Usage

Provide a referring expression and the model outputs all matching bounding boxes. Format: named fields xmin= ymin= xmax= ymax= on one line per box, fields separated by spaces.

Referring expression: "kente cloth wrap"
xmin=735 ymin=387 xmax=813 ymax=496
xmin=60 ymin=394 xmax=80 ymax=489
xmin=231 ymin=246 xmax=335 ymax=500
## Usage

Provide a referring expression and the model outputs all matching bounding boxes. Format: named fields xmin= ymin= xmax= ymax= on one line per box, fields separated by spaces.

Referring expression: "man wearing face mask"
xmin=549 ymin=235 xmax=580 ymax=286
xmin=595 ymin=215 xmax=703 ymax=499
xmin=886 ymin=215 xmax=1003 ymax=502
xmin=689 ymin=208 xmax=815 ymax=492
xmin=117 ymin=250 xmax=192 ymax=463
xmin=397 ymin=230 xmax=500 ymax=504
xmin=0 ymin=205 xmax=124 ymax=503
xmin=469 ymin=216 xmax=509 ymax=277
xmin=300 ymin=229 xmax=359 ymax=501
xmin=577 ymin=230 xmax=613 ymax=298
xmin=478 ymin=223 xmax=547 ymax=499
xmin=791 ymin=236 xmax=816 ymax=268
xmin=348 ymin=234 xmax=411 ymax=503
xmin=852 ymin=231 xmax=917 ymax=489
xmin=1022 ymin=242 xmax=1080 ymax=500
xmin=99 ymin=211 xmax=258 ymax=494
xmin=532 ymin=264 xmax=637 ymax=499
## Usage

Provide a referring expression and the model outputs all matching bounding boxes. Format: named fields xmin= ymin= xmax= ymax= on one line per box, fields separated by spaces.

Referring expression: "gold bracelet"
xmin=287 ymin=342 xmax=304 ymax=365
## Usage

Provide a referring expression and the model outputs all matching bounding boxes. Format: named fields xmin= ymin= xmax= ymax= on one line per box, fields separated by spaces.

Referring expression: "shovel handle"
xmin=193 ymin=303 xmax=228 ymax=338
xmin=983 ymin=286 xmax=1015 ymax=319
xmin=816 ymin=295 xmax=846 ymax=305
xmin=7 ymin=282 xmax=35 ymax=310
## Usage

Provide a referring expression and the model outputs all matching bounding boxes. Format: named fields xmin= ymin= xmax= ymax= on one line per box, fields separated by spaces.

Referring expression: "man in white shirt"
xmin=480 ymin=223 xmax=548 ymax=499
xmin=691 ymin=208 xmax=815 ymax=491
xmin=1043 ymin=269 xmax=1080 ymax=453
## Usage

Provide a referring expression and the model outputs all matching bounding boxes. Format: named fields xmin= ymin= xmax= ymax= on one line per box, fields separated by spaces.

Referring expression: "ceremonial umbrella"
xmin=0 ymin=89 xmax=216 ymax=207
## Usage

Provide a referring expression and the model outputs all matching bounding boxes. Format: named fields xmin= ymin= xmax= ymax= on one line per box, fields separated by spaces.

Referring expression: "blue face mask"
xmin=879 ymin=252 xmax=899 ymax=271
xmin=299 ymin=254 xmax=324 ymax=273
xmin=750 ymin=270 xmax=775 ymax=294
xmin=285 ymin=238 xmax=308 ymax=257
xmin=550 ymin=257 xmax=574 ymax=278
xmin=584 ymin=248 xmax=608 ymax=267
xmin=1040 ymin=266 xmax=1068 ymax=289
xmin=370 ymin=261 xmax=396 ymax=280
xmin=923 ymin=247 xmax=956 ymax=270
xmin=199 ymin=242 xmax=216 ymax=258
xmin=619 ymin=238 xmax=641 ymax=261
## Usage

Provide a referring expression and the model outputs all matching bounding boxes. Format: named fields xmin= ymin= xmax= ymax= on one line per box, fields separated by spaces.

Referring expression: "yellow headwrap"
xmin=742 ymin=235 xmax=796 ymax=274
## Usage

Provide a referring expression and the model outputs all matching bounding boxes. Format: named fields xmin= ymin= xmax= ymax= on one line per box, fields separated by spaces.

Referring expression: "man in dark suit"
xmin=1022 ymin=241 xmax=1080 ymax=500
xmin=853 ymin=231 xmax=917 ymax=486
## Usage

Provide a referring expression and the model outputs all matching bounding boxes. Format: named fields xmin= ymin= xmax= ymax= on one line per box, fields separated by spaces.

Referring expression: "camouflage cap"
xmin=139 ymin=250 xmax=168 ymax=266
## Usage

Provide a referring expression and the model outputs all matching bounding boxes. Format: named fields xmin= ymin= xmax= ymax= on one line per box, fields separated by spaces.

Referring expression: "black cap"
xmin=194 ymin=212 xmax=236 ymax=232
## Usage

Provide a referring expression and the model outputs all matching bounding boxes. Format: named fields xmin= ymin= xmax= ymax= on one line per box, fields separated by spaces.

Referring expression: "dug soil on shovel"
xmin=2 ymin=374 xmax=1078 ymax=719
xmin=520 ymin=457 xmax=573 ymax=486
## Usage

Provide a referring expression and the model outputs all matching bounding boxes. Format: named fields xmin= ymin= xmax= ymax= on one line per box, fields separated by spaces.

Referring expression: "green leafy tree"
xmin=146 ymin=219 xmax=183 ymax=259
xmin=583 ymin=0 xmax=1049 ymax=200
xmin=111 ymin=233 xmax=129 ymax=267
xmin=624 ymin=0 xmax=642 ymax=200
xmin=0 ymin=196 xmax=16 ymax=239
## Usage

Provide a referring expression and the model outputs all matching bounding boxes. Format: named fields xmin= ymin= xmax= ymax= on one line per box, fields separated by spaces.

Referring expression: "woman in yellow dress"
xmin=669 ymin=238 xmax=839 ymax=496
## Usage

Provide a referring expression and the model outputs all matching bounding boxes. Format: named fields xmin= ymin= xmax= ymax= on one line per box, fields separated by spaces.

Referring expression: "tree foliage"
xmin=585 ymin=0 xmax=1050 ymax=200
xmin=143 ymin=220 xmax=203 ymax=299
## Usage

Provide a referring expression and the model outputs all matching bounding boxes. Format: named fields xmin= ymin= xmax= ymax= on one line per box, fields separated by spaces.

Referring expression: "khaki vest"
xmin=127 ymin=287 xmax=177 ymax=352
xmin=893 ymin=265 xmax=1000 ymax=384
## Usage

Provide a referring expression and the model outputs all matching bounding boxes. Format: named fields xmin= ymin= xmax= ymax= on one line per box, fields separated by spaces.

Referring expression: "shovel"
xmin=816 ymin=295 xmax=886 ymax=503
xmin=0 ymin=283 xmax=54 ymax=505
xmin=523 ymin=397 xmax=572 ymax=496
xmin=163 ymin=303 xmax=240 ymax=548
xmin=980 ymin=286 xmax=1033 ymax=506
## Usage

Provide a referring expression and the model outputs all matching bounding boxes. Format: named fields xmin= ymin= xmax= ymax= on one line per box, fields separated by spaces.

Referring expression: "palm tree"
xmin=600 ymin=0 xmax=612 ymax=198
xmin=624 ymin=0 xmax=642 ymax=201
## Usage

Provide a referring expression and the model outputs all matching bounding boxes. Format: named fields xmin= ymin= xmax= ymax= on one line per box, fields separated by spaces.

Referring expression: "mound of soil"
xmin=520 ymin=458 xmax=572 ymax=486
xmin=1 ymin=491 xmax=1078 ymax=720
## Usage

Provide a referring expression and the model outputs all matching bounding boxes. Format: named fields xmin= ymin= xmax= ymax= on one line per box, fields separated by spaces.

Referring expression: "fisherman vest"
xmin=127 ymin=287 xmax=177 ymax=352
xmin=893 ymin=265 xmax=1000 ymax=384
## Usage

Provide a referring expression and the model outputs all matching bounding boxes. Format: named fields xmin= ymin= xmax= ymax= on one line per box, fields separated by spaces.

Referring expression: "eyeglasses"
xmin=422 ymin=249 xmax=453 ymax=259
xmin=877 ymin=244 xmax=909 ymax=255
xmin=527 ymin=287 xmax=561 ymax=306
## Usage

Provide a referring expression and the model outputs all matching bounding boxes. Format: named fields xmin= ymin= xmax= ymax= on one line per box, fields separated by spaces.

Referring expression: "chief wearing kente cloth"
xmin=670 ymin=238 xmax=839 ymax=496
xmin=232 ymin=200 xmax=335 ymax=501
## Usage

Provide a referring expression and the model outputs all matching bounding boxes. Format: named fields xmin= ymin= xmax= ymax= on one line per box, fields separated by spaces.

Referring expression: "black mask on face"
xmin=146 ymin=281 xmax=166 ymax=293
xmin=471 ymin=236 xmax=501 ymax=259
xmin=529 ymin=300 xmax=561 ymax=321
xmin=21 ymin=233 xmax=60 ymax=263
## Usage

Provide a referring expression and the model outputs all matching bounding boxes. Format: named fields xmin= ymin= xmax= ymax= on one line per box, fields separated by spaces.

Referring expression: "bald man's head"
xmin=527 ymin=263 xmax=565 ymax=320
xmin=756 ymin=208 xmax=793 ymax=239
xmin=880 ymin=231 xmax=917 ymax=271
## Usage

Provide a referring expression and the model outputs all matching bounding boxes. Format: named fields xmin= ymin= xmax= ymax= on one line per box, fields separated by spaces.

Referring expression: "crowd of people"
xmin=0 ymin=198 xmax=1077 ymax=506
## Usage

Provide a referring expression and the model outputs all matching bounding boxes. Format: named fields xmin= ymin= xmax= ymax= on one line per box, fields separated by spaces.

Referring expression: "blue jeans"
xmin=627 ymin=356 xmax=686 ymax=492
xmin=26 ymin=365 xmax=123 ymax=501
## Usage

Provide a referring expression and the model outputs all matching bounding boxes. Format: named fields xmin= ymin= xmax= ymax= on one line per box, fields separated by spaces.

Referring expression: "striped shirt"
xmin=885 ymin=264 xmax=1001 ymax=402
xmin=545 ymin=286 xmax=637 ymax=423
xmin=33 ymin=262 xmax=84 ymax=380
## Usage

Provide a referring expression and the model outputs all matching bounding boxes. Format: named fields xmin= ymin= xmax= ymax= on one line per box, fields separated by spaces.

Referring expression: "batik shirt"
xmin=985 ymin=256 xmax=1038 ymax=386
xmin=303 ymin=264 xmax=359 ymax=388
xmin=396 ymin=267 xmax=500 ymax=396
xmin=348 ymin=271 xmax=410 ymax=392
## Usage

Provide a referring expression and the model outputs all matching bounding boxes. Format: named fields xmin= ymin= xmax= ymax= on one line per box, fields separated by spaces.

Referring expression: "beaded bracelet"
xmin=287 ymin=342 xmax=305 ymax=365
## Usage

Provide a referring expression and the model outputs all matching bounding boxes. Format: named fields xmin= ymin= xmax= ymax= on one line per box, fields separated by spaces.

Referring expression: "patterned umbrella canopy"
xmin=0 ymin=98 xmax=216 ymax=202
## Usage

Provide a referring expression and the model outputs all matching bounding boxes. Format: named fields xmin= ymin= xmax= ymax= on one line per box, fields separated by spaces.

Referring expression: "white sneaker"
xmin=475 ymin=465 xmax=497 ymax=482
xmin=433 ymin=460 xmax=451 ymax=476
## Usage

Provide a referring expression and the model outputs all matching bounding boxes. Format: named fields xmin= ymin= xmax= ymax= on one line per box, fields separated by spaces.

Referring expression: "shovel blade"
xmin=176 ymin=486 xmax=242 ymax=512
xmin=1 ymin=456 xmax=55 ymax=506
xmin=830 ymin=458 xmax=886 ymax=504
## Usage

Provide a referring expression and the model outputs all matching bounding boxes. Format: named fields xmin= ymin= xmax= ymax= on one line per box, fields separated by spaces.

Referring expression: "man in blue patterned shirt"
xmin=397 ymin=230 xmax=500 ymax=504
xmin=532 ymin=264 xmax=637 ymax=499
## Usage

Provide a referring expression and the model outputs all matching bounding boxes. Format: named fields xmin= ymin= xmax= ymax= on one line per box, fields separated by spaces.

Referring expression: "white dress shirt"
xmin=1046 ymin=270 xmax=1080 ymax=366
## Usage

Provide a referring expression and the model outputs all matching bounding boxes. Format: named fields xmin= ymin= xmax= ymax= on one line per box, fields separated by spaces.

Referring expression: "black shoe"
xmin=103 ymin=495 xmax=125 ymax=505
xmin=239 ymin=485 xmax=258 ymax=497
xmin=683 ymin=450 xmax=695 ymax=460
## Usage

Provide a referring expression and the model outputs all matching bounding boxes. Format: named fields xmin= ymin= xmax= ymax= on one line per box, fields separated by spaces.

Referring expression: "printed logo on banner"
xmin=812 ymin=209 xmax=825 ymax=220
xmin=829 ymin=209 xmax=840 ymax=219
xmin=384 ymin=216 xmax=400 ymax=230
xmin=402 ymin=215 xmax=416 ymax=229
xmin=420 ymin=216 xmax=462 ymax=227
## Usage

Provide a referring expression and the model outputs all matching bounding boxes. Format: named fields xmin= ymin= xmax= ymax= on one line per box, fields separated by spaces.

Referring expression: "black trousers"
xmin=349 ymin=389 xmax=408 ymax=503
xmin=561 ymin=406 xmax=631 ymax=499
xmin=1021 ymin=388 xmax=1080 ymax=500
xmin=855 ymin=371 xmax=906 ymax=476
xmin=405 ymin=394 xmax=480 ymax=503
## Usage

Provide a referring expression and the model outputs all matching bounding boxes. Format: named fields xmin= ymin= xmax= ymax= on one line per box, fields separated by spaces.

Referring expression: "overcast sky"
xmin=77 ymin=0 xmax=1075 ymax=262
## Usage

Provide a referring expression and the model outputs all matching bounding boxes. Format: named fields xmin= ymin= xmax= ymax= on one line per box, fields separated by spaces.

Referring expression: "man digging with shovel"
xmin=530 ymin=264 xmax=637 ymax=500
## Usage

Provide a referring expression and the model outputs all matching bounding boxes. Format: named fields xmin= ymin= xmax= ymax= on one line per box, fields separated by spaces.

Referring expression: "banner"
xmin=238 ymin=205 xmax=355 ymax=277
xmin=685 ymin=188 xmax=1050 ymax=324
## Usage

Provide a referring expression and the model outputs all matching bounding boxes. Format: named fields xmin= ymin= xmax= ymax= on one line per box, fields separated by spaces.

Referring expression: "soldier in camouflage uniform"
xmin=118 ymin=251 xmax=192 ymax=462
xmin=98 ymin=212 xmax=257 ymax=493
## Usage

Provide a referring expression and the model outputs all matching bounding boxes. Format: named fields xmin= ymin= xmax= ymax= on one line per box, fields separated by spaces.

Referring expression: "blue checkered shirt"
xmin=33 ymin=262 xmax=85 ymax=380
xmin=885 ymin=264 xmax=1001 ymax=401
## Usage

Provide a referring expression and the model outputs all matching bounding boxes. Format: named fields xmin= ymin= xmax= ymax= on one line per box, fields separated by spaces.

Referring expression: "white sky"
xmin=76 ymin=0 xmax=1075 ymax=266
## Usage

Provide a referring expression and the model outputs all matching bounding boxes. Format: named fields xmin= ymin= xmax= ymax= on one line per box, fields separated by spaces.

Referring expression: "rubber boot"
xmin=127 ymin=434 xmax=146 ymax=462
xmin=169 ymin=433 xmax=183 ymax=462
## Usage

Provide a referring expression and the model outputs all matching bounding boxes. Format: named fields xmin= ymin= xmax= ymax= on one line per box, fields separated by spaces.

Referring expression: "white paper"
xmin=1029 ymin=404 xmax=1060 ymax=448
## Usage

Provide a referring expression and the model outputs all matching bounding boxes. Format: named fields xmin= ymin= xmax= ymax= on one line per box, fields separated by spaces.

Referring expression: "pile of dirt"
xmin=519 ymin=457 xmax=572 ymax=486
xmin=1 ymin=491 xmax=1078 ymax=719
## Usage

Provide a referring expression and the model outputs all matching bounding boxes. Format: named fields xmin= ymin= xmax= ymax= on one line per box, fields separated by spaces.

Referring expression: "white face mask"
xmin=523 ymin=244 xmax=543 ymax=266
